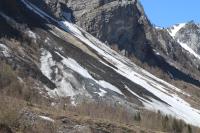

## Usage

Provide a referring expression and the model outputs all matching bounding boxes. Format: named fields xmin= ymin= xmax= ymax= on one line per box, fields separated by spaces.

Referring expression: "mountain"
xmin=1 ymin=0 xmax=200 ymax=132
xmin=168 ymin=22 xmax=200 ymax=58
xmin=63 ymin=0 xmax=200 ymax=87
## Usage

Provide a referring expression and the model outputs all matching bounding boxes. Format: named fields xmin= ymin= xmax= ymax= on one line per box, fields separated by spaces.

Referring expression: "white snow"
xmin=53 ymin=78 xmax=76 ymax=97
xmin=168 ymin=23 xmax=186 ymax=37
xmin=40 ymin=50 xmax=55 ymax=80
xmin=57 ymin=52 xmax=123 ymax=96
xmin=44 ymin=37 xmax=50 ymax=43
xmin=26 ymin=30 xmax=37 ymax=43
xmin=26 ymin=30 xmax=37 ymax=39
xmin=40 ymin=50 xmax=123 ymax=98
xmin=95 ymin=89 xmax=107 ymax=97
xmin=98 ymin=80 xmax=123 ymax=95
xmin=167 ymin=23 xmax=200 ymax=60
xmin=178 ymin=40 xmax=200 ymax=60
xmin=61 ymin=21 xmax=83 ymax=35
xmin=119 ymin=0 xmax=134 ymax=5
xmin=155 ymin=26 xmax=163 ymax=30
xmin=153 ymin=49 xmax=161 ymax=56
xmin=39 ymin=115 xmax=54 ymax=122
xmin=125 ymin=85 xmax=148 ymax=102
xmin=55 ymin=52 xmax=123 ymax=96
xmin=40 ymin=49 xmax=76 ymax=97
xmin=17 ymin=77 xmax=24 ymax=83
xmin=55 ymin=52 xmax=93 ymax=79
xmin=0 ymin=43 xmax=11 ymax=57
xmin=168 ymin=23 xmax=200 ymax=63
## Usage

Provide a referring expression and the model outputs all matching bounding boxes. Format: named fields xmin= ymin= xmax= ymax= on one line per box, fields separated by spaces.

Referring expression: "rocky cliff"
xmin=24 ymin=0 xmax=200 ymax=86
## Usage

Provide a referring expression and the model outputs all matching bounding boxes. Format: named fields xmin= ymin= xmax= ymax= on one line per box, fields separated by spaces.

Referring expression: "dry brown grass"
xmin=0 ymin=95 xmax=25 ymax=131
xmin=21 ymin=120 xmax=57 ymax=133
xmin=38 ymin=100 xmax=200 ymax=133
xmin=0 ymin=62 xmax=26 ymax=100
xmin=71 ymin=102 xmax=135 ymax=125
xmin=0 ymin=91 xmax=200 ymax=133
xmin=0 ymin=62 xmax=49 ymax=105
xmin=72 ymin=103 xmax=200 ymax=133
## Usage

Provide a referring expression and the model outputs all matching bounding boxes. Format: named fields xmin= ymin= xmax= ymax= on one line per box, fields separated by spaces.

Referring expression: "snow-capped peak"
xmin=167 ymin=22 xmax=200 ymax=61
xmin=167 ymin=23 xmax=186 ymax=37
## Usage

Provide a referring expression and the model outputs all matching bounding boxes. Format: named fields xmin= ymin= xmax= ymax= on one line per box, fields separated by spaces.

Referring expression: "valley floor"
xmin=0 ymin=94 xmax=200 ymax=133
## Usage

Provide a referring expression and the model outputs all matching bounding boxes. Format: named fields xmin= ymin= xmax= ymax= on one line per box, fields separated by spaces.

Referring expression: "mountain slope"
xmin=62 ymin=0 xmax=200 ymax=88
xmin=1 ymin=0 xmax=200 ymax=132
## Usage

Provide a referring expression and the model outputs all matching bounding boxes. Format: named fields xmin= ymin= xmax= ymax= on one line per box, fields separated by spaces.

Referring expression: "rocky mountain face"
xmin=67 ymin=0 xmax=200 ymax=86
xmin=28 ymin=0 xmax=151 ymax=59
xmin=1 ymin=0 xmax=200 ymax=132
xmin=164 ymin=22 xmax=200 ymax=78
xmin=172 ymin=22 xmax=200 ymax=55
xmin=26 ymin=0 xmax=200 ymax=86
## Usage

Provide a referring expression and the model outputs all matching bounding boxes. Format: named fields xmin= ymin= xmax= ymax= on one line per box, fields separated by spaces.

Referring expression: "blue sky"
xmin=140 ymin=0 xmax=200 ymax=27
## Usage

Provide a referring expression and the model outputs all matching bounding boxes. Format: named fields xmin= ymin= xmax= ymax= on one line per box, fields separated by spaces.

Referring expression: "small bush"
xmin=134 ymin=112 xmax=141 ymax=121
xmin=161 ymin=115 xmax=169 ymax=130
xmin=172 ymin=119 xmax=184 ymax=133
xmin=188 ymin=124 xmax=192 ymax=133
xmin=0 ymin=63 xmax=17 ymax=88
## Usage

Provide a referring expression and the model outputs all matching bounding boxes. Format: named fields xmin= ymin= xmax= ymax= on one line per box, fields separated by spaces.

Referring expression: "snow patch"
xmin=178 ymin=40 xmax=200 ymax=60
xmin=55 ymin=52 xmax=123 ymax=96
xmin=125 ymin=85 xmax=148 ymax=102
xmin=0 ymin=43 xmax=11 ymax=57
xmin=17 ymin=77 xmax=24 ymax=83
xmin=56 ymin=52 xmax=92 ymax=79
xmin=44 ymin=37 xmax=50 ymax=43
xmin=155 ymin=26 xmax=163 ymax=30
xmin=40 ymin=50 xmax=55 ymax=80
xmin=144 ymin=97 xmax=200 ymax=125
xmin=39 ymin=115 xmax=54 ymax=122
xmin=168 ymin=23 xmax=186 ymax=37
xmin=95 ymin=89 xmax=107 ymax=97
xmin=40 ymin=50 xmax=123 ymax=98
xmin=153 ymin=49 xmax=160 ymax=56
xmin=98 ymin=80 xmax=123 ymax=95
xmin=26 ymin=30 xmax=37 ymax=39
xmin=40 ymin=50 xmax=77 ymax=97
xmin=60 ymin=21 xmax=83 ymax=35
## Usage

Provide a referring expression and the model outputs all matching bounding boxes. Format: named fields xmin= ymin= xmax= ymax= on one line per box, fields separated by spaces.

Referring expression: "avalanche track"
xmin=18 ymin=0 xmax=200 ymax=127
